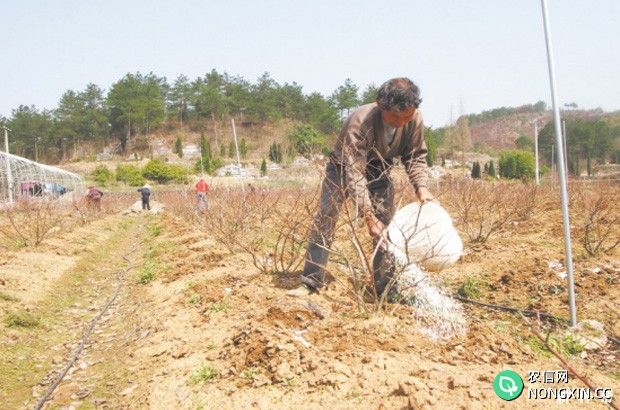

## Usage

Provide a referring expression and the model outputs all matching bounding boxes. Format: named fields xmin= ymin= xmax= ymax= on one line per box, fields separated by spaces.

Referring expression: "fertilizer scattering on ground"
xmin=387 ymin=201 xmax=467 ymax=340
xmin=396 ymin=263 xmax=467 ymax=340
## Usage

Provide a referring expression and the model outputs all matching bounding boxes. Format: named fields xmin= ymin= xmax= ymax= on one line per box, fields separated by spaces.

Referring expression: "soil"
xmin=0 ymin=192 xmax=618 ymax=410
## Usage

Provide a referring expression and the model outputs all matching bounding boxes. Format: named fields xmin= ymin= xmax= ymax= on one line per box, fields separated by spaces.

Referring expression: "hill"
xmin=460 ymin=103 xmax=618 ymax=152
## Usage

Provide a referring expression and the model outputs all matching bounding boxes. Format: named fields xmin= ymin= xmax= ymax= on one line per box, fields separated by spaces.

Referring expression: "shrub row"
xmin=91 ymin=160 xmax=189 ymax=186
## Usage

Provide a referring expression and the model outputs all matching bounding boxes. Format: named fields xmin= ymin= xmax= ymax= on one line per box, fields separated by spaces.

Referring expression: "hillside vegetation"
xmin=1 ymin=71 xmax=618 ymax=178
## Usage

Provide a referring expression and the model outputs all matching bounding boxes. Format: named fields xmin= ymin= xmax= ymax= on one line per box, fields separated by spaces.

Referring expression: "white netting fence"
xmin=0 ymin=151 xmax=85 ymax=206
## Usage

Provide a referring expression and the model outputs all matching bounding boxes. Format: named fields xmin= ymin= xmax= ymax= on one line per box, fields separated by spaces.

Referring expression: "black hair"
xmin=376 ymin=77 xmax=422 ymax=110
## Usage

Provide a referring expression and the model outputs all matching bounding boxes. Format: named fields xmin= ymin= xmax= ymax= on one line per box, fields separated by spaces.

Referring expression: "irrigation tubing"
xmin=453 ymin=295 xmax=620 ymax=347
xmin=33 ymin=247 xmax=139 ymax=410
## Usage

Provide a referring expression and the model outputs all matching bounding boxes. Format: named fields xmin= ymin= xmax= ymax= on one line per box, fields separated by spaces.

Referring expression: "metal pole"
xmin=3 ymin=127 xmax=14 ymax=204
xmin=534 ymin=122 xmax=540 ymax=185
xmin=541 ymin=0 xmax=577 ymax=326
xmin=562 ymin=119 xmax=569 ymax=178
xmin=231 ymin=118 xmax=245 ymax=195
xmin=551 ymin=144 xmax=555 ymax=175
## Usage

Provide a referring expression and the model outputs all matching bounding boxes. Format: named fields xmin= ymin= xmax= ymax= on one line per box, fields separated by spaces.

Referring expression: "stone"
xmin=275 ymin=361 xmax=294 ymax=381
xmin=119 ymin=384 xmax=138 ymax=396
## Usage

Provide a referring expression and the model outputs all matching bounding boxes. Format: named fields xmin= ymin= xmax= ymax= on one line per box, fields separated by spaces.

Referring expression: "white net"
xmin=0 ymin=151 xmax=85 ymax=205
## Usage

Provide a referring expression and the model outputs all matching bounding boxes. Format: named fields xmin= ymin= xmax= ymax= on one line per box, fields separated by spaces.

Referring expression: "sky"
xmin=1 ymin=0 xmax=618 ymax=127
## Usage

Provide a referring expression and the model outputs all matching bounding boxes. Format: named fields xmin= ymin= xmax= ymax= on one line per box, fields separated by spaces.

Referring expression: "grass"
xmin=140 ymin=218 xmax=174 ymax=284
xmin=145 ymin=240 xmax=177 ymax=259
xmin=241 ymin=367 xmax=262 ymax=379
xmin=457 ymin=276 xmax=489 ymax=300
xmin=3 ymin=311 xmax=40 ymax=328
xmin=148 ymin=221 xmax=163 ymax=237
xmin=138 ymin=261 xmax=156 ymax=284
xmin=0 ymin=291 xmax=18 ymax=302
xmin=189 ymin=364 xmax=218 ymax=385
xmin=188 ymin=293 xmax=201 ymax=305
xmin=345 ymin=388 xmax=363 ymax=401
xmin=8 ymin=239 xmax=27 ymax=250
xmin=525 ymin=334 xmax=585 ymax=357
xmin=0 ymin=215 xmax=142 ymax=410
xmin=209 ymin=300 xmax=229 ymax=313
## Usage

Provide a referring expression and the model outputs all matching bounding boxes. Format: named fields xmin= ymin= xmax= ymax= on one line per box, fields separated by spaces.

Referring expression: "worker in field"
xmin=289 ymin=77 xmax=434 ymax=298
xmin=195 ymin=177 xmax=209 ymax=212
xmin=85 ymin=186 xmax=104 ymax=212
xmin=137 ymin=184 xmax=151 ymax=211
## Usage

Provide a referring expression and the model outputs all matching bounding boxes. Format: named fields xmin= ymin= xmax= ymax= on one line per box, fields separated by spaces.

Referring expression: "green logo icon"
xmin=493 ymin=370 xmax=524 ymax=401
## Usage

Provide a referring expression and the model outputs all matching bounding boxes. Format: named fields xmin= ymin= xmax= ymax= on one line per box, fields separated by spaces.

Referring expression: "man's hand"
xmin=364 ymin=209 xmax=388 ymax=247
xmin=416 ymin=186 xmax=434 ymax=203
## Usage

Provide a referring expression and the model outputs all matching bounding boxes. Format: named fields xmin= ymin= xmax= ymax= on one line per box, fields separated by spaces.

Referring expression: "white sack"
xmin=387 ymin=201 xmax=462 ymax=271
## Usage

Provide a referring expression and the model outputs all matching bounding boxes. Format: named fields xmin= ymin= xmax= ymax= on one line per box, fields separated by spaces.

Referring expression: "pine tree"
xmin=269 ymin=142 xmax=283 ymax=163
xmin=220 ymin=144 xmax=226 ymax=157
xmin=228 ymin=141 xmax=235 ymax=158
xmin=260 ymin=158 xmax=267 ymax=176
xmin=426 ymin=152 xmax=434 ymax=167
xmin=174 ymin=136 xmax=183 ymax=158
xmin=488 ymin=161 xmax=496 ymax=178
xmin=200 ymin=132 xmax=209 ymax=160
xmin=471 ymin=161 xmax=481 ymax=179
xmin=484 ymin=162 xmax=489 ymax=174
xmin=276 ymin=143 xmax=283 ymax=163
xmin=240 ymin=138 xmax=248 ymax=159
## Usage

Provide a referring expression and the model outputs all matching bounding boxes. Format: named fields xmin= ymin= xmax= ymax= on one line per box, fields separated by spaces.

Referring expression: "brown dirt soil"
xmin=0 ymin=193 xmax=618 ymax=409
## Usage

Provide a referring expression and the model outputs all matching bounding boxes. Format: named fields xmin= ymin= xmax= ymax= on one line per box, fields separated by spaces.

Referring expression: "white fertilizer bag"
xmin=387 ymin=201 xmax=462 ymax=271
xmin=386 ymin=201 xmax=466 ymax=340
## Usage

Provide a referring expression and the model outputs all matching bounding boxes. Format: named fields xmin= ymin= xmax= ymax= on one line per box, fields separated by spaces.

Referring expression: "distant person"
xmin=86 ymin=186 xmax=104 ymax=211
xmin=288 ymin=77 xmax=433 ymax=298
xmin=195 ymin=178 xmax=209 ymax=212
xmin=137 ymin=184 xmax=151 ymax=211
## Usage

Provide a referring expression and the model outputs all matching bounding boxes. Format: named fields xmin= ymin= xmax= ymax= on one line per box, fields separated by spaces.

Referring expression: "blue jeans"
xmin=302 ymin=160 xmax=395 ymax=293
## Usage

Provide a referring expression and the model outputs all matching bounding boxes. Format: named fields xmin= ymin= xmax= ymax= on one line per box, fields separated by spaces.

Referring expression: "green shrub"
xmin=116 ymin=164 xmax=146 ymax=186
xmin=499 ymin=150 xmax=535 ymax=180
xmin=91 ymin=165 xmax=113 ymax=186
xmin=142 ymin=159 xmax=187 ymax=183
xmin=287 ymin=124 xmax=328 ymax=157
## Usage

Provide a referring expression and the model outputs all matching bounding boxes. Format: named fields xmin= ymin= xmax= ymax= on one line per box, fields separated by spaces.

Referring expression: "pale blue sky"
xmin=1 ymin=0 xmax=618 ymax=127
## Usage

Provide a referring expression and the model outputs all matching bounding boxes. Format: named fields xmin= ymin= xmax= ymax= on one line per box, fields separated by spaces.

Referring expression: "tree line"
xmin=537 ymin=118 xmax=618 ymax=176
xmin=0 ymin=70 xmax=380 ymax=163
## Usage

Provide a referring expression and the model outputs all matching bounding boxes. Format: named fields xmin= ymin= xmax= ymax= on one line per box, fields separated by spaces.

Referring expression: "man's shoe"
xmin=286 ymin=283 xmax=316 ymax=297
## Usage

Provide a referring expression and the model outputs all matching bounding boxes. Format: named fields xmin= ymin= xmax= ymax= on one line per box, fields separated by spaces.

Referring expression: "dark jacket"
xmin=137 ymin=187 xmax=151 ymax=201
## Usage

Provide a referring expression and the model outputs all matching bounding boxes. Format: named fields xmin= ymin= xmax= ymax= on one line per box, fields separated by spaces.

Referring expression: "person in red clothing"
xmin=195 ymin=178 xmax=209 ymax=212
